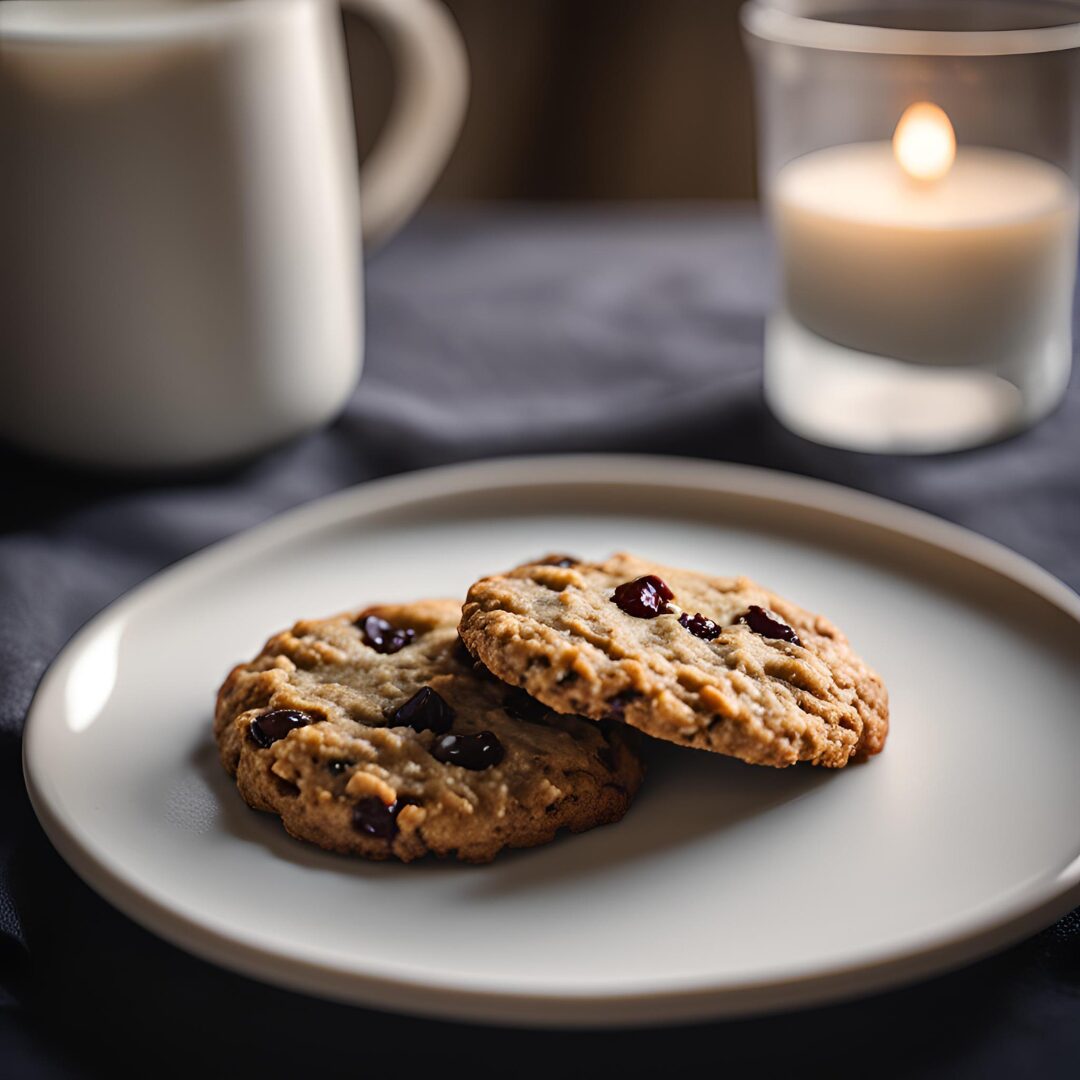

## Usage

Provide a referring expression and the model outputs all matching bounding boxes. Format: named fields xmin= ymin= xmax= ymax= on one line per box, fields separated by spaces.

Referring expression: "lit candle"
xmin=773 ymin=103 xmax=1079 ymax=368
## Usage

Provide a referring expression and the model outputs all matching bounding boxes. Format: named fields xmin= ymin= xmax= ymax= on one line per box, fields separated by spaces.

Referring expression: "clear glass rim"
xmin=741 ymin=1 xmax=1080 ymax=56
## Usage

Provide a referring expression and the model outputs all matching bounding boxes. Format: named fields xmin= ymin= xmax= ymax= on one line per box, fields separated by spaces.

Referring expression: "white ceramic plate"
xmin=23 ymin=455 xmax=1080 ymax=1026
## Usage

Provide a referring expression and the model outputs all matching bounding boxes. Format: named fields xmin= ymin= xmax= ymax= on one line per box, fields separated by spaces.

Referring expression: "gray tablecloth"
xmin=2 ymin=207 xmax=1078 ymax=1077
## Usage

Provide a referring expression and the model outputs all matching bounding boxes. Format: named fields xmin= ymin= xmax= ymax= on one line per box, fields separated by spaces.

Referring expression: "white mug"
xmin=0 ymin=0 xmax=467 ymax=469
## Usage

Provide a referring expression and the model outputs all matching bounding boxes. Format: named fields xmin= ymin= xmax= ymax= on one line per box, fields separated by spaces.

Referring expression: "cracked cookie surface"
xmin=459 ymin=554 xmax=888 ymax=768
xmin=215 ymin=600 xmax=645 ymax=863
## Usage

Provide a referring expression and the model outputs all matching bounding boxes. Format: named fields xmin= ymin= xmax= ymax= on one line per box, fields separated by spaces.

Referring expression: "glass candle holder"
xmin=743 ymin=1 xmax=1080 ymax=453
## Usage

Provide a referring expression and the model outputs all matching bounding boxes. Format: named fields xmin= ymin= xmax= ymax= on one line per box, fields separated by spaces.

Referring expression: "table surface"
xmin=2 ymin=207 xmax=1078 ymax=1078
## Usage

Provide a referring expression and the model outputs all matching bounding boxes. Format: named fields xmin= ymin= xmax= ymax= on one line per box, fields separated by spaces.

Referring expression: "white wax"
xmin=773 ymin=143 xmax=1079 ymax=367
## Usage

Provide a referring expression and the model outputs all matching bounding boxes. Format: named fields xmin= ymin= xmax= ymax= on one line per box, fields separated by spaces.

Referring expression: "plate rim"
xmin=22 ymin=453 xmax=1080 ymax=1026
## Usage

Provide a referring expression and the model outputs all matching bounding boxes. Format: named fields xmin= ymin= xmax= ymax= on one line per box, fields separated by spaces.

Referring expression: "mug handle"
xmin=341 ymin=0 xmax=468 ymax=250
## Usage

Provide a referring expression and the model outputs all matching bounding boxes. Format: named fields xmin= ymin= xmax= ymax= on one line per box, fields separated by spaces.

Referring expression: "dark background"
xmin=346 ymin=0 xmax=758 ymax=202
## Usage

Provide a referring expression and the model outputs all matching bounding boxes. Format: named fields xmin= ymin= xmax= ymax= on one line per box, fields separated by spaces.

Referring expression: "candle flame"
xmin=893 ymin=102 xmax=956 ymax=182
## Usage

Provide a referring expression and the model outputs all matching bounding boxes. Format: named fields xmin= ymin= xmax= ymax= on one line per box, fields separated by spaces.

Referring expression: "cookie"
xmin=214 ymin=599 xmax=645 ymax=863
xmin=459 ymin=553 xmax=888 ymax=768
